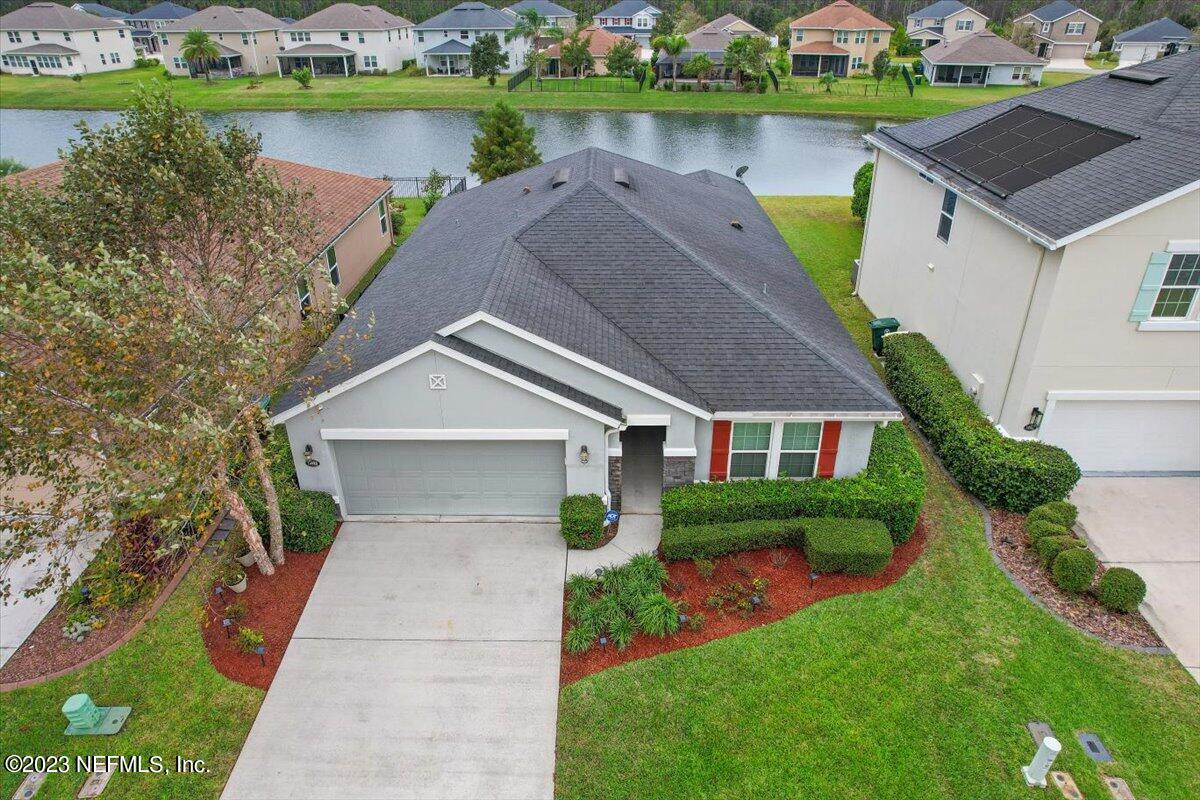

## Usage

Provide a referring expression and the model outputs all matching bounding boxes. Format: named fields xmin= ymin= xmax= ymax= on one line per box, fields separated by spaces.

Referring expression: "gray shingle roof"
xmin=416 ymin=2 xmax=515 ymax=31
xmin=1114 ymin=17 xmax=1193 ymax=44
xmin=129 ymin=2 xmax=195 ymax=21
xmin=2 ymin=3 xmax=126 ymax=30
xmin=922 ymin=31 xmax=1046 ymax=65
xmin=5 ymin=41 xmax=79 ymax=54
xmin=160 ymin=5 xmax=281 ymax=32
xmin=285 ymin=3 xmax=411 ymax=31
xmin=422 ymin=38 xmax=472 ymax=54
xmin=596 ymin=2 xmax=658 ymax=18
xmin=72 ymin=2 xmax=124 ymax=19
xmin=278 ymin=42 xmax=356 ymax=56
xmin=908 ymin=1 xmax=969 ymax=20
xmin=868 ymin=50 xmax=1200 ymax=247
xmin=1022 ymin=1 xmax=1086 ymax=22
xmin=277 ymin=148 xmax=896 ymax=417
xmin=506 ymin=1 xmax=574 ymax=18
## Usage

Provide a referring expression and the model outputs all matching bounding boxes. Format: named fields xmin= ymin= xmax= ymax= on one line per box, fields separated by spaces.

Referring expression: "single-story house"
xmin=654 ymin=13 xmax=769 ymax=82
xmin=1113 ymin=17 xmax=1194 ymax=67
xmin=905 ymin=1 xmax=989 ymax=49
xmin=543 ymin=25 xmax=633 ymax=76
xmin=857 ymin=52 xmax=1200 ymax=474
xmin=1011 ymin=0 xmax=1101 ymax=68
xmin=921 ymin=31 xmax=1047 ymax=86
xmin=271 ymin=148 xmax=901 ymax=518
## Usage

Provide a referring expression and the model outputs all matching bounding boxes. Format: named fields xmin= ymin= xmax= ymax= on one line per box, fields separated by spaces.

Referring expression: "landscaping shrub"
xmin=559 ymin=493 xmax=606 ymax=549
xmin=1035 ymin=534 xmax=1084 ymax=568
xmin=803 ymin=518 xmax=894 ymax=576
xmin=661 ymin=422 xmax=924 ymax=543
xmin=1051 ymin=547 xmax=1097 ymax=593
xmin=242 ymin=428 xmax=337 ymax=553
xmin=851 ymin=161 xmax=873 ymax=219
xmin=1028 ymin=501 xmax=1078 ymax=529
xmin=661 ymin=518 xmax=806 ymax=560
xmin=1026 ymin=519 xmax=1069 ymax=543
xmin=635 ymin=592 xmax=681 ymax=637
xmin=1096 ymin=567 xmax=1147 ymax=613
xmin=882 ymin=333 xmax=1080 ymax=512
xmin=234 ymin=626 xmax=264 ymax=654
xmin=564 ymin=558 xmax=674 ymax=652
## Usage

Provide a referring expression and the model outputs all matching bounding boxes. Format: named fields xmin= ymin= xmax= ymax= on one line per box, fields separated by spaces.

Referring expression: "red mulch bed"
xmin=989 ymin=509 xmax=1161 ymax=648
xmin=200 ymin=525 xmax=338 ymax=690
xmin=560 ymin=518 xmax=928 ymax=685
xmin=0 ymin=599 xmax=144 ymax=684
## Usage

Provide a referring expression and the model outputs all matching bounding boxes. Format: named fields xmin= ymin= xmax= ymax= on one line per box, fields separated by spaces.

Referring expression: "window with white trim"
xmin=99 ymin=52 xmax=106 ymax=64
xmin=64 ymin=31 xmax=72 ymax=41
xmin=459 ymin=30 xmax=469 ymax=40
xmin=872 ymin=31 xmax=881 ymax=43
xmin=835 ymin=30 xmax=848 ymax=44
xmin=854 ymin=30 xmax=866 ymax=44
xmin=31 ymin=31 xmax=40 ymax=41
xmin=358 ymin=31 xmax=365 ymax=43
xmin=160 ymin=33 xmax=167 ymax=46
xmin=851 ymin=56 xmax=863 ymax=70
xmin=417 ymin=30 xmax=424 ymax=42
xmin=1011 ymin=65 xmax=1032 ymax=80
xmin=173 ymin=56 xmax=186 ymax=69
xmin=1151 ymin=253 xmax=1200 ymax=319
xmin=93 ymin=30 xmax=100 ymax=42
xmin=6 ymin=31 xmax=20 ymax=43
xmin=794 ymin=30 xmax=803 ymax=42
xmin=937 ymin=188 xmax=956 ymax=242
xmin=110 ymin=51 xmax=121 ymax=63
xmin=377 ymin=198 xmax=389 ymax=234
xmin=297 ymin=276 xmax=312 ymax=317
xmin=325 ymin=246 xmax=340 ymax=287
xmin=340 ymin=31 xmax=349 ymax=41
xmin=1040 ymin=21 xmax=1051 ymax=34
xmin=363 ymin=54 xmax=378 ymax=68
xmin=955 ymin=19 xmax=974 ymax=31
xmin=1065 ymin=22 xmax=1085 ymax=35
xmin=729 ymin=422 xmax=771 ymax=479
xmin=777 ymin=422 xmax=820 ymax=478
xmin=241 ymin=32 xmax=249 ymax=45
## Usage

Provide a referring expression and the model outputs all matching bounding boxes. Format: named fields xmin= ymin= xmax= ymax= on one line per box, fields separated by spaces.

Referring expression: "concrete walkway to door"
xmin=222 ymin=521 xmax=566 ymax=800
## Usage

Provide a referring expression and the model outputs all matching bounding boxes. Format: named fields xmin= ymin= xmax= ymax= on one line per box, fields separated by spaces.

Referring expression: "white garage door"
xmin=1043 ymin=398 xmax=1200 ymax=473
xmin=333 ymin=440 xmax=567 ymax=516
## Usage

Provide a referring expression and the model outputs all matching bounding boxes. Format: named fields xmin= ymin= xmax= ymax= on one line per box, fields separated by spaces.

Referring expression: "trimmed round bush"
xmin=1035 ymin=534 xmax=1084 ymax=568
xmin=1096 ymin=567 xmax=1147 ymax=613
xmin=1052 ymin=547 xmax=1097 ymax=593
xmin=559 ymin=493 xmax=606 ymax=549
xmin=1026 ymin=519 xmax=1068 ymax=543
xmin=1028 ymin=501 xmax=1078 ymax=529
xmin=803 ymin=518 xmax=894 ymax=576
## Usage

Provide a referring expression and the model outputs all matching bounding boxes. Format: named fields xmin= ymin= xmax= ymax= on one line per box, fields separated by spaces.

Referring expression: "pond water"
xmin=0 ymin=108 xmax=883 ymax=195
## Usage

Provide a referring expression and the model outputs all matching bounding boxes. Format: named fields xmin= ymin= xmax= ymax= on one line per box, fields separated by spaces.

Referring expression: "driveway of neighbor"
xmin=1072 ymin=477 xmax=1200 ymax=682
xmin=222 ymin=521 xmax=566 ymax=800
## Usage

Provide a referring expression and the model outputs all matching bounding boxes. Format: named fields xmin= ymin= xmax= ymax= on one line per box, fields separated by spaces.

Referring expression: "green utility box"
xmin=869 ymin=317 xmax=900 ymax=356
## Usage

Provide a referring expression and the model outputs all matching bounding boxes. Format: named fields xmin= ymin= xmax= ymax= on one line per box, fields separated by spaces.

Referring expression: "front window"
xmin=937 ymin=189 xmax=956 ymax=242
xmin=778 ymin=422 xmax=820 ymax=479
xmin=1151 ymin=253 xmax=1200 ymax=319
xmin=1065 ymin=22 xmax=1085 ymax=35
xmin=325 ymin=247 xmax=340 ymax=287
xmin=378 ymin=198 xmax=389 ymax=234
xmin=956 ymin=19 xmax=974 ymax=31
xmin=729 ymin=422 xmax=771 ymax=479
xmin=636 ymin=16 xmax=649 ymax=28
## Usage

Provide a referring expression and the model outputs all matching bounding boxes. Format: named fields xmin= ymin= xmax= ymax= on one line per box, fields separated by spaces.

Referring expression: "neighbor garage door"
xmin=332 ymin=439 xmax=566 ymax=516
xmin=1042 ymin=398 xmax=1200 ymax=473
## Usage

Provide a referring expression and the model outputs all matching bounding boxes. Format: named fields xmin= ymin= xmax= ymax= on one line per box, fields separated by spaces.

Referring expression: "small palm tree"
xmin=683 ymin=52 xmax=714 ymax=91
xmin=819 ymin=70 xmax=838 ymax=93
xmin=652 ymin=33 xmax=688 ymax=90
xmin=180 ymin=28 xmax=219 ymax=83
xmin=505 ymin=8 xmax=563 ymax=78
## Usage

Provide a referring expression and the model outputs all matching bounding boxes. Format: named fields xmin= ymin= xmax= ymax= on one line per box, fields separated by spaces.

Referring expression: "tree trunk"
xmin=244 ymin=408 xmax=284 ymax=565
xmin=215 ymin=458 xmax=274 ymax=575
xmin=673 ymin=62 xmax=679 ymax=90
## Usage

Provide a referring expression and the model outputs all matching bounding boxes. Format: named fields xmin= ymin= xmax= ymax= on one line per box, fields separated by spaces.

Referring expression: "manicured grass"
xmin=554 ymin=197 xmax=1200 ymax=800
xmin=0 ymin=66 xmax=1086 ymax=119
xmin=0 ymin=563 xmax=262 ymax=799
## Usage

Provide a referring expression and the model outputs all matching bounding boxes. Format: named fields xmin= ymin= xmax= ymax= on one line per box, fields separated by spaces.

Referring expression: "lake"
xmin=0 ymin=108 xmax=882 ymax=195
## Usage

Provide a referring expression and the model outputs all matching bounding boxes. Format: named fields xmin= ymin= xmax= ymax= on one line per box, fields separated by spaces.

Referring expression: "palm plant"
xmin=819 ymin=70 xmax=838 ymax=93
xmin=180 ymin=28 xmax=219 ymax=83
xmin=683 ymin=52 xmax=714 ymax=91
xmin=505 ymin=8 xmax=563 ymax=78
xmin=652 ymin=33 xmax=688 ymax=90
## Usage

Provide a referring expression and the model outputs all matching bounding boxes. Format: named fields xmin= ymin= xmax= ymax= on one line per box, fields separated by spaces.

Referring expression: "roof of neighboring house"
xmin=790 ymin=41 xmax=850 ymax=55
xmin=1114 ymin=17 xmax=1193 ymax=44
xmin=416 ymin=2 xmax=515 ymax=30
xmin=284 ymin=4 xmax=412 ymax=31
xmin=422 ymin=37 xmax=473 ymax=54
xmin=908 ymin=1 xmax=969 ymax=20
xmin=505 ymin=0 xmax=574 ymax=18
xmin=6 ymin=157 xmax=392 ymax=266
xmin=128 ymin=2 xmax=195 ymax=21
xmin=71 ymin=2 xmax=124 ymax=18
xmin=276 ymin=147 xmax=899 ymax=417
xmin=867 ymin=50 xmax=1200 ymax=248
xmin=911 ymin=26 xmax=945 ymax=37
xmin=279 ymin=42 xmax=357 ymax=56
xmin=544 ymin=25 xmax=630 ymax=58
xmin=1 ymin=2 xmax=127 ymax=30
xmin=1018 ymin=1 xmax=1097 ymax=23
xmin=160 ymin=4 xmax=282 ymax=32
xmin=5 ymin=41 xmax=80 ymax=54
xmin=699 ymin=13 xmax=763 ymax=35
xmin=657 ymin=14 xmax=766 ymax=63
xmin=922 ymin=31 xmax=1046 ymax=65
xmin=595 ymin=1 xmax=659 ymax=17
xmin=791 ymin=1 xmax=890 ymax=31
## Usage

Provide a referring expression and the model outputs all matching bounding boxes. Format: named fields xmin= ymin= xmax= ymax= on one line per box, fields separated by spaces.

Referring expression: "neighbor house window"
xmin=241 ymin=33 xmax=249 ymax=45
xmin=794 ymin=30 xmax=804 ymax=42
xmin=835 ymin=30 xmax=848 ymax=44
xmin=854 ymin=30 xmax=866 ymax=44
xmin=778 ymin=422 xmax=820 ymax=479
xmin=1011 ymin=65 xmax=1032 ymax=80
xmin=378 ymin=198 xmax=389 ymax=234
xmin=64 ymin=31 xmax=72 ymax=41
xmin=851 ymin=56 xmax=863 ymax=69
xmin=297 ymin=276 xmax=312 ymax=317
xmin=1151 ymin=253 xmax=1200 ymax=319
xmin=31 ymin=31 xmax=40 ymax=41
xmin=417 ymin=31 xmax=424 ymax=42
xmin=956 ymin=19 xmax=974 ymax=31
xmin=160 ymin=34 xmax=167 ymax=45
xmin=110 ymin=51 xmax=121 ymax=63
xmin=1040 ymin=21 xmax=1051 ymax=34
xmin=173 ymin=56 xmax=186 ymax=69
xmin=937 ymin=189 xmax=956 ymax=242
xmin=358 ymin=32 xmax=365 ymax=43
xmin=93 ymin=30 xmax=99 ymax=42
xmin=6 ymin=31 xmax=21 ymax=43
xmin=459 ymin=30 xmax=469 ymax=40
xmin=325 ymin=246 xmax=340 ymax=287
xmin=872 ymin=31 xmax=881 ymax=43
xmin=1065 ymin=22 xmax=1085 ymax=35
xmin=729 ymin=422 xmax=771 ymax=479
xmin=99 ymin=52 xmax=106 ymax=64
xmin=363 ymin=54 xmax=378 ymax=68
xmin=636 ymin=16 xmax=649 ymax=28
xmin=118 ymin=28 xmax=125 ymax=38
xmin=340 ymin=31 xmax=349 ymax=41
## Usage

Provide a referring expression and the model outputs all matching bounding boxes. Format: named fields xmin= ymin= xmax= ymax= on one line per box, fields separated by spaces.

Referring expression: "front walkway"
xmin=1072 ymin=477 xmax=1200 ymax=682
xmin=222 ymin=521 xmax=566 ymax=799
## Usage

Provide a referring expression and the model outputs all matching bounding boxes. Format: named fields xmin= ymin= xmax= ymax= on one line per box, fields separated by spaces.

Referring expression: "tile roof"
xmin=1 ymin=2 xmax=126 ymax=30
xmin=285 ymin=4 xmax=412 ymax=31
xmin=544 ymin=25 xmax=630 ymax=58
xmin=922 ymin=31 xmax=1047 ymax=65
xmin=277 ymin=148 xmax=898 ymax=416
xmin=1021 ymin=1 xmax=1089 ymax=22
xmin=595 ymin=1 xmax=659 ymax=18
xmin=128 ymin=2 xmax=195 ymax=21
xmin=505 ymin=0 xmax=574 ymax=18
xmin=791 ymin=1 xmax=890 ymax=31
xmin=416 ymin=2 xmax=515 ymax=30
xmin=1114 ymin=17 xmax=1193 ymax=44
xmin=908 ymin=1 xmax=969 ymax=20
xmin=868 ymin=50 xmax=1200 ymax=246
xmin=160 ymin=4 xmax=281 ymax=32
xmin=790 ymin=41 xmax=850 ymax=55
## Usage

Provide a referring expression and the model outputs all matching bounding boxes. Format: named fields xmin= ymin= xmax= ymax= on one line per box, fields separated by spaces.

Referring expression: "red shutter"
xmin=709 ymin=420 xmax=732 ymax=481
xmin=816 ymin=420 xmax=842 ymax=478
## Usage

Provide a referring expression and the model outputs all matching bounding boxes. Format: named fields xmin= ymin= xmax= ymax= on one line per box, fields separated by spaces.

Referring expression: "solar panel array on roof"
xmin=921 ymin=105 xmax=1136 ymax=197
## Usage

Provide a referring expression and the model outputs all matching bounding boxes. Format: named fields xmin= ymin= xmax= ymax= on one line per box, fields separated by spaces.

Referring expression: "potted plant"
xmin=235 ymin=548 xmax=257 ymax=568
xmin=224 ymin=565 xmax=248 ymax=594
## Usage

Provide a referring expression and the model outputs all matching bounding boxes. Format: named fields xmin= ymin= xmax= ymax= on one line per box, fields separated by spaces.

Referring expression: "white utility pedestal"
xmin=1022 ymin=735 xmax=1062 ymax=787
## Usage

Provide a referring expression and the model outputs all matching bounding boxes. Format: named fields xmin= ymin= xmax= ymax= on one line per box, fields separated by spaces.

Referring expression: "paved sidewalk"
xmin=566 ymin=513 xmax=662 ymax=575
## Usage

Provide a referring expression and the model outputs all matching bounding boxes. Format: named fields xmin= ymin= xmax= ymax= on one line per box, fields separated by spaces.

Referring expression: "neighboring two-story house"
xmin=1 ymin=2 xmax=135 ymax=76
xmin=857 ymin=53 xmax=1200 ymax=473
xmin=159 ymin=5 xmax=283 ymax=79
xmin=789 ymin=0 xmax=891 ymax=77
xmin=504 ymin=1 xmax=576 ymax=34
xmin=1113 ymin=17 xmax=1194 ymax=67
xmin=414 ymin=2 xmax=522 ymax=76
xmin=905 ymin=1 xmax=989 ymax=49
xmin=593 ymin=1 xmax=660 ymax=55
xmin=1012 ymin=1 xmax=1100 ymax=68
xmin=278 ymin=4 xmax=414 ymax=78
xmin=125 ymin=2 xmax=194 ymax=56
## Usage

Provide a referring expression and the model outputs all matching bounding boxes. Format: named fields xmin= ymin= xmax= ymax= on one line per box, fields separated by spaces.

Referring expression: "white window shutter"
xmin=1129 ymin=251 xmax=1171 ymax=322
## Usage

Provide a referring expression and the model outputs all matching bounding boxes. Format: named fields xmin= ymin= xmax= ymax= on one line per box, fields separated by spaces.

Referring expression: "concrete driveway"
xmin=222 ymin=521 xmax=566 ymax=800
xmin=1072 ymin=478 xmax=1200 ymax=682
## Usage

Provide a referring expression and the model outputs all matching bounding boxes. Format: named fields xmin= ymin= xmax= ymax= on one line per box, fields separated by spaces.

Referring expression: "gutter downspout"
xmin=996 ymin=240 xmax=1048 ymax=432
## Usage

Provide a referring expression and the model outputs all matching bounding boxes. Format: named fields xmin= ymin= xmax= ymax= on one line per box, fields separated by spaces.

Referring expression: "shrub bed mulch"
xmin=200 ymin=524 xmax=339 ymax=691
xmin=560 ymin=518 xmax=928 ymax=685
xmin=989 ymin=509 xmax=1161 ymax=648
xmin=0 ymin=599 xmax=144 ymax=684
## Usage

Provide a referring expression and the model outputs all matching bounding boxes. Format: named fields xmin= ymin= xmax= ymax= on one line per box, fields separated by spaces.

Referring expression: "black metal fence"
xmin=511 ymin=75 xmax=644 ymax=93
xmin=506 ymin=66 xmax=532 ymax=91
xmin=382 ymin=176 xmax=469 ymax=197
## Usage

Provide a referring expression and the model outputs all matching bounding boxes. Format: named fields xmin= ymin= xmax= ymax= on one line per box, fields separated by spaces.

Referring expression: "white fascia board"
xmin=626 ymin=413 xmax=671 ymax=426
xmin=1045 ymin=390 xmax=1200 ymax=402
xmin=1166 ymin=239 xmax=1199 ymax=253
xmin=321 ymin=428 xmax=570 ymax=440
xmin=607 ymin=445 xmax=698 ymax=457
xmin=437 ymin=312 xmax=713 ymax=420
xmin=714 ymin=410 xmax=904 ymax=421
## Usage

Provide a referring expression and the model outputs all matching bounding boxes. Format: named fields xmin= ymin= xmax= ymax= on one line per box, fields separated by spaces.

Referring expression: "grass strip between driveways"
xmin=0 ymin=68 xmax=1086 ymax=119
xmin=553 ymin=196 xmax=1200 ymax=800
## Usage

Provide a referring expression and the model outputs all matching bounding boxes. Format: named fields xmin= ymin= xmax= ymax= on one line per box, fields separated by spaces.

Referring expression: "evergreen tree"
xmin=470 ymin=32 xmax=509 ymax=85
xmin=468 ymin=101 xmax=542 ymax=183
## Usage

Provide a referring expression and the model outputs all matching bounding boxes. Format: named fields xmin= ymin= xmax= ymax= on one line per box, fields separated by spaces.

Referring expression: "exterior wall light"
xmin=578 ymin=445 xmax=590 ymax=464
xmin=1023 ymin=407 xmax=1044 ymax=432
xmin=303 ymin=444 xmax=321 ymax=467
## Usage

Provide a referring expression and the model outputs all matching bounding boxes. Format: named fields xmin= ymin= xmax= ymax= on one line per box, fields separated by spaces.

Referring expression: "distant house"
xmin=1113 ymin=18 xmax=1194 ymax=67
xmin=905 ymin=1 xmax=989 ymax=49
xmin=1011 ymin=1 xmax=1101 ymax=68
xmin=414 ymin=2 xmax=523 ymax=76
xmin=504 ymin=1 xmax=576 ymax=34
xmin=1 ymin=2 xmax=135 ymax=76
xmin=922 ymin=31 xmax=1046 ymax=86
xmin=655 ymin=14 xmax=770 ymax=83
xmin=278 ymin=4 xmax=414 ymax=78
xmin=593 ymin=1 xmax=660 ymax=54
xmin=543 ymin=24 xmax=632 ymax=76
xmin=70 ymin=2 xmax=123 ymax=19
xmin=125 ymin=2 xmax=194 ymax=55
xmin=789 ymin=0 xmax=891 ymax=77
xmin=158 ymin=5 xmax=283 ymax=79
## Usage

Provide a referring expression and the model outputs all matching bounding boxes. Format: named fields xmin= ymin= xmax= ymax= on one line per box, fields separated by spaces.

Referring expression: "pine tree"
xmin=468 ymin=101 xmax=542 ymax=183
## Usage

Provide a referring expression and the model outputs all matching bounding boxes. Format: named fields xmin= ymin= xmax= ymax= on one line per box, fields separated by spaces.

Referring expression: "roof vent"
xmin=1108 ymin=68 xmax=1167 ymax=85
xmin=612 ymin=167 xmax=632 ymax=188
xmin=731 ymin=219 xmax=743 ymax=230
xmin=551 ymin=167 xmax=571 ymax=188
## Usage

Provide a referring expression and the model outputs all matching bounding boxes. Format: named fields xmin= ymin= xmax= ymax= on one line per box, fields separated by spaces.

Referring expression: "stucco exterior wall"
xmin=160 ymin=27 xmax=281 ymax=76
xmin=1 ymin=26 xmax=134 ymax=74
xmin=943 ymin=9 xmax=988 ymax=41
xmin=316 ymin=192 xmax=393 ymax=308
xmin=790 ymin=25 xmax=890 ymax=70
xmin=281 ymin=28 xmax=414 ymax=72
xmin=414 ymin=27 xmax=524 ymax=71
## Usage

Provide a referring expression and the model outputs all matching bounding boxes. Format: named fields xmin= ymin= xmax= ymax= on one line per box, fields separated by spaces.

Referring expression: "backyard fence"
xmin=382 ymin=175 xmax=469 ymax=197
xmin=510 ymin=75 xmax=644 ymax=93
xmin=506 ymin=66 xmax=532 ymax=91
xmin=787 ymin=81 xmax=909 ymax=97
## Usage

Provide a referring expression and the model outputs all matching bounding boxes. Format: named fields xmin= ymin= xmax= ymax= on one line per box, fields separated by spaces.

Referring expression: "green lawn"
xmin=0 ymin=66 xmax=1085 ymax=120
xmin=554 ymin=196 xmax=1200 ymax=800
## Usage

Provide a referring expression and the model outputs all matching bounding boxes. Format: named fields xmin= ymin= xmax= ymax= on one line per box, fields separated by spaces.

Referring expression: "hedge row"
xmin=241 ymin=428 xmax=337 ymax=553
xmin=559 ymin=493 xmax=607 ymax=550
xmin=660 ymin=518 xmax=807 ymax=560
xmin=881 ymin=332 xmax=1080 ymax=512
xmin=660 ymin=422 xmax=924 ymax=544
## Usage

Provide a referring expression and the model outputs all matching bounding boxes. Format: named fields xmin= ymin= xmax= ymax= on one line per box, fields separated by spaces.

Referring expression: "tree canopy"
xmin=468 ymin=101 xmax=542 ymax=183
